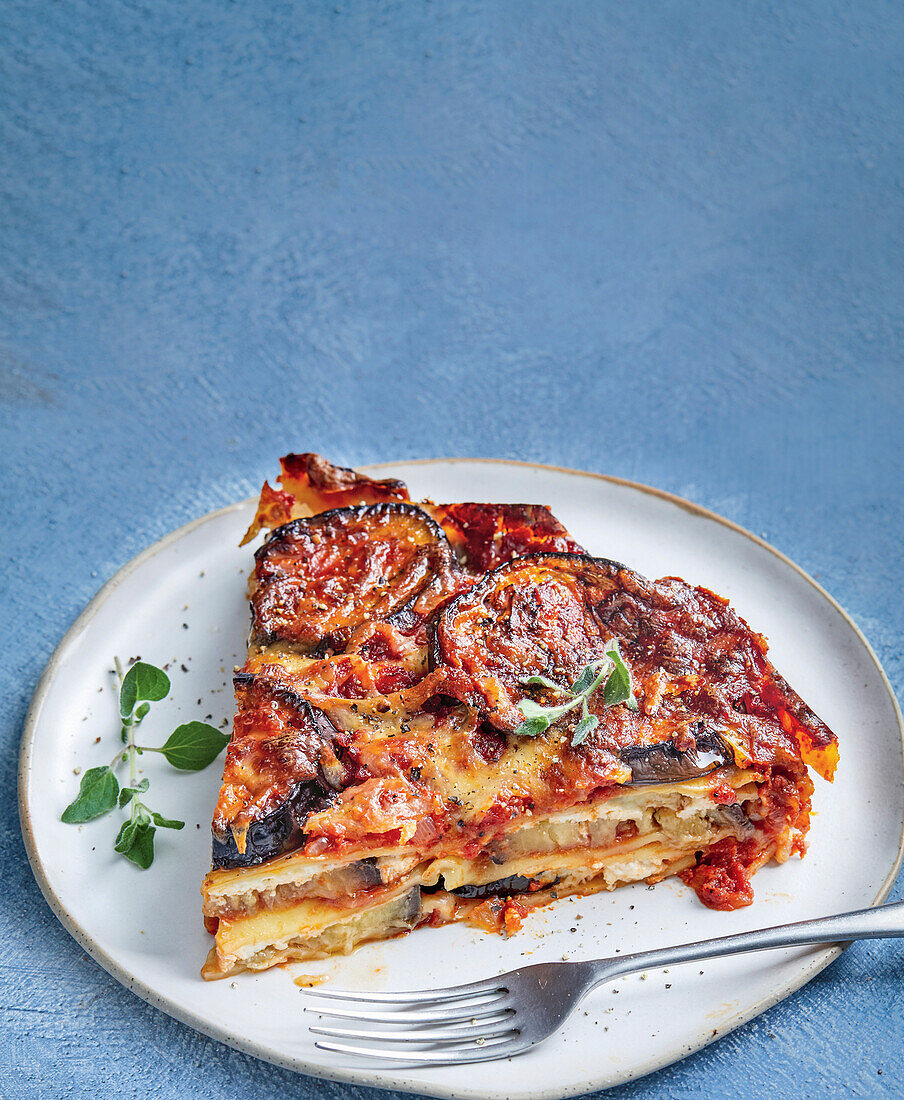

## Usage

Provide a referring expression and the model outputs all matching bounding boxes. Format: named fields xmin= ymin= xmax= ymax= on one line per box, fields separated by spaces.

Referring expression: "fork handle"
xmin=595 ymin=899 xmax=904 ymax=984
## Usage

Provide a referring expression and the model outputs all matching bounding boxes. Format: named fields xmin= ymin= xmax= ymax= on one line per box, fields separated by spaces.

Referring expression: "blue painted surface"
xmin=2 ymin=1 xmax=903 ymax=1096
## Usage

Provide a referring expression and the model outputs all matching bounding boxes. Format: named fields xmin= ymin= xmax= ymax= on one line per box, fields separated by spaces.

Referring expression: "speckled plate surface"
xmin=18 ymin=460 xmax=904 ymax=1100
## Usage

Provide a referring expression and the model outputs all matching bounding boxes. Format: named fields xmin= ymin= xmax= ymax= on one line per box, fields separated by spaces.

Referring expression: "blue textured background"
xmin=3 ymin=2 xmax=903 ymax=1096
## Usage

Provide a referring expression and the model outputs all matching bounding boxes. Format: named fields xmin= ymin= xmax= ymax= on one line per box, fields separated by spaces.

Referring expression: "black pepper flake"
xmin=182 ymin=623 xmax=189 ymax=630
xmin=409 ymin=767 xmax=422 ymax=781
xmin=181 ymin=664 xmax=189 ymax=673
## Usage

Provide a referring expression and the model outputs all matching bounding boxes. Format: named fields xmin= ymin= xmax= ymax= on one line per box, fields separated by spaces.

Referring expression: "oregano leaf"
xmin=518 ymin=696 xmax=578 ymax=725
xmin=118 ymin=778 xmax=150 ymax=808
xmin=518 ymin=698 xmax=554 ymax=720
xmin=114 ymin=818 xmax=139 ymax=852
xmin=520 ymin=674 xmax=566 ymax=693
xmin=571 ymin=713 xmax=599 ymax=747
xmin=511 ymin=649 xmax=637 ymax=750
xmin=570 ymin=662 xmax=605 ymax=695
xmin=61 ymin=767 xmax=119 ymax=823
xmin=512 ymin=716 xmax=550 ymax=738
xmin=119 ymin=661 xmax=170 ymax=719
xmin=157 ymin=722 xmax=230 ymax=771
xmin=63 ymin=655 xmax=225 ymax=870
xmin=603 ymin=645 xmax=634 ymax=708
xmin=115 ymin=819 xmax=156 ymax=869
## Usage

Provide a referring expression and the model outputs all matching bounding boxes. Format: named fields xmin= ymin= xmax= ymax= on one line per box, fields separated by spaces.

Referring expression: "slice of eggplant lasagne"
xmin=201 ymin=454 xmax=838 ymax=979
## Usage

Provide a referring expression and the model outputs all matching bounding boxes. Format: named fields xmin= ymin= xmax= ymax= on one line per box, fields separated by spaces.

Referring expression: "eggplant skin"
xmin=619 ymin=728 xmax=733 ymax=785
xmin=428 ymin=552 xmax=630 ymax=725
xmin=450 ymin=874 xmax=537 ymax=899
xmin=347 ymin=857 xmax=385 ymax=891
xmin=719 ymin=802 xmax=755 ymax=834
xmin=252 ymin=503 xmax=459 ymax=650
xmin=399 ymin=885 xmax=423 ymax=925
xmin=211 ymin=779 xmax=333 ymax=869
xmin=212 ymin=673 xmax=353 ymax=868
xmin=421 ymin=873 xmax=551 ymax=899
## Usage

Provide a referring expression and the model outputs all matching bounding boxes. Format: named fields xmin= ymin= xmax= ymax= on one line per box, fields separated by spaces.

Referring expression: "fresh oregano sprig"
xmin=513 ymin=642 xmax=638 ymax=747
xmin=61 ymin=658 xmax=230 ymax=868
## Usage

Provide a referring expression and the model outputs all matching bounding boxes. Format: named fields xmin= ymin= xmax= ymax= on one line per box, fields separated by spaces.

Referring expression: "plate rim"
xmin=17 ymin=458 xmax=904 ymax=1100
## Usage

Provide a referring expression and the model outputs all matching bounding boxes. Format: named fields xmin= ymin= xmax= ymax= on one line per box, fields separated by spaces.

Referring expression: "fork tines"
xmin=303 ymin=979 xmax=506 ymax=1004
xmin=304 ymin=981 xmax=529 ymax=1064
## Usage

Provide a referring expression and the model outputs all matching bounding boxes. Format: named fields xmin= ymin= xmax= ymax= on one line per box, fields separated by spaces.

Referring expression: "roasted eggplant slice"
xmin=212 ymin=675 xmax=352 ymax=867
xmin=428 ymin=502 xmax=586 ymax=572
xmin=450 ymin=874 xmax=537 ymax=899
xmin=430 ymin=553 xmax=627 ymax=730
xmin=719 ymin=802 xmax=755 ymax=834
xmin=342 ymin=857 xmax=385 ymax=891
xmin=310 ymin=886 xmax=423 ymax=955
xmin=431 ymin=552 xmax=837 ymax=780
xmin=212 ymin=779 xmax=331 ymax=869
xmin=619 ymin=728 xmax=733 ymax=785
xmin=252 ymin=503 xmax=459 ymax=650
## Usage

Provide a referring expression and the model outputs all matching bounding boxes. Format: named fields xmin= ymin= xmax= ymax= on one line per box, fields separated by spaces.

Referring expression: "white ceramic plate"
xmin=19 ymin=460 xmax=904 ymax=1099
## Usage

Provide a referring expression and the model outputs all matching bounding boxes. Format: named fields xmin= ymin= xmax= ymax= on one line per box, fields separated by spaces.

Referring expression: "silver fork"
xmin=304 ymin=899 xmax=904 ymax=1064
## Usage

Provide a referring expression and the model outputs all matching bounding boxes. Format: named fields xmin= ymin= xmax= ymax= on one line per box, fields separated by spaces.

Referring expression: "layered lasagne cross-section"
xmin=201 ymin=454 xmax=838 ymax=979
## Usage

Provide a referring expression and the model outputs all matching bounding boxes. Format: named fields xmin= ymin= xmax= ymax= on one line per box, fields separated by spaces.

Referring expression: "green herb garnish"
xmin=513 ymin=642 xmax=638 ymax=747
xmin=61 ymin=657 xmax=230 ymax=868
